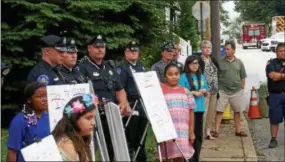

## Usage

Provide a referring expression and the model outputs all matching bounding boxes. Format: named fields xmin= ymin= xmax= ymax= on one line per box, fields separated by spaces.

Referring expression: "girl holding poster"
xmin=160 ymin=63 xmax=196 ymax=162
xmin=179 ymin=55 xmax=209 ymax=162
xmin=52 ymin=93 xmax=97 ymax=161
xmin=6 ymin=82 xmax=50 ymax=162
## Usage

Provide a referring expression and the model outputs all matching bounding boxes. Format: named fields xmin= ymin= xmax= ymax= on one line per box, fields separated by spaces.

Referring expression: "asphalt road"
xmin=235 ymin=45 xmax=284 ymax=161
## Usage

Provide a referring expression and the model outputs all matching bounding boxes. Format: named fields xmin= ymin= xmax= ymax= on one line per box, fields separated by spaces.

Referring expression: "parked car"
xmin=261 ymin=32 xmax=284 ymax=52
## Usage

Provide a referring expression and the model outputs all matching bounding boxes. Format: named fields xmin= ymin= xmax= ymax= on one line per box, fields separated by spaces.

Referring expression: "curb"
xmin=241 ymin=113 xmax=258 ymax=162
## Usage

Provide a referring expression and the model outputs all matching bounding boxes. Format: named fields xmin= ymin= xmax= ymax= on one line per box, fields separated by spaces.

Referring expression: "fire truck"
xmin=241 ymin=24 xmax=267 ymax=49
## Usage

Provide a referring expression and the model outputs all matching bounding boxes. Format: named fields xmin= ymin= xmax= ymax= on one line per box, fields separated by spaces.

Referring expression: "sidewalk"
xmin=200 ymin=113 xmax=258 ymax=162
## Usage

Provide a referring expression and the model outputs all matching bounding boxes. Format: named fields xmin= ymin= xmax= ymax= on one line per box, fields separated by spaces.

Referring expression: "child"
xmin=160 ymin=63 xmax=196 ymax=162
xmin=179 ymin=55 xmax=209 ymax=162
xmin=52 ymin=93 xmax=97 ymax=161
xmin=6 ymin=82 xmax=50 ymax=162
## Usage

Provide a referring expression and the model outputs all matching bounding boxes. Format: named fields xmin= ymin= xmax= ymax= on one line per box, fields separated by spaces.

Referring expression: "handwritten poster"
xmin=21 ymin=135 xmax=62 ymax=161
xmin=47 ymin=83 xmax=90 ymax=132
xmin=133 ymin=71 xmax=178 ymax=143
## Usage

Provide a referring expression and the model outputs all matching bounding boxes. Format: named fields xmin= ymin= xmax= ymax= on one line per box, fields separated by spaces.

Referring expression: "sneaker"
xmin=205 ymin=134 xmax=217 ymax=140
xmin=268 ymin=138 xmax=278 ymax=148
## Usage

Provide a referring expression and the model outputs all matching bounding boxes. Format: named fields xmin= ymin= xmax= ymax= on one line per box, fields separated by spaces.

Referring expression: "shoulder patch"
xmin=37 ymin=74 xmax=49 ymax=85
xmin=73 ymin=66 xmax=80 ymax=72
xmin=117 ymin=67 xmax=121 ymax=74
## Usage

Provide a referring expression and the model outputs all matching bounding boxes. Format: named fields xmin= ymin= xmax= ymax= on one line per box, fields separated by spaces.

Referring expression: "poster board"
xmin=132 ymin=71 xmax=178 ymax=143
xmin=21 ymin=135 xmax=62 ymax=161
xmin=47 ymin=83 xmax=95 ymax=161
xmin=47 ymin=83 xmax=90 ymax=132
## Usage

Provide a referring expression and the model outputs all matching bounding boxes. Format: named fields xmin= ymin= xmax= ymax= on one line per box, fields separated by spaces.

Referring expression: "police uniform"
xmin=79 ymin=35 xmax=123 ymax=160
xmin=151 ymin=42 xmax=175 ymax=83
xmin=117 ymin=41 xmax=147 ymax=161
xmin=27 ymin=35 xmax=67 ymax=85
xmin=58 ymin=38 xmax=87 ymax=84
xmin=266 ymin=58 xmax=285 ymax=125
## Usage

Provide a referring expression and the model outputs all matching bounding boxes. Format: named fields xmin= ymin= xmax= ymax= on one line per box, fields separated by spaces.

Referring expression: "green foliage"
xmin=177 ymin=0 xmax=199 ymax=51
xmin=1 ymin=0 xmax=171 ymax=109
xmin=234 ymin=0 xmax=285 ymax=35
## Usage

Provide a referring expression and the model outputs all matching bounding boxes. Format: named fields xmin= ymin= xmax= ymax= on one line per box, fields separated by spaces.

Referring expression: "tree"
xmin=223 ymin=17 xmax=242 ymax=39
xmin=177 ymin=0 xmax=199 ymax=51
xmin=234 ymin=0 xmax=285 ymax=34
xmin=1 ymin=0 xmax=171 ymax=110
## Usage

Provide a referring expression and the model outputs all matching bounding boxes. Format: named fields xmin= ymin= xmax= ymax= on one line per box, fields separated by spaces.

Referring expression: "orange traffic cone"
xmin=248 ymin=87 xmax=261 ymax=119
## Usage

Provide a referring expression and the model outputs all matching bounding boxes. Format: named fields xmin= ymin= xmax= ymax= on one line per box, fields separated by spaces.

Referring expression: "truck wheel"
xmin=243 ymin=46 xmax=247 ymax=49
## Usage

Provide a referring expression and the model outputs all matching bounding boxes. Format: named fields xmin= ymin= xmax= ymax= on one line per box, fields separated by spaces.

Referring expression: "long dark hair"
xmin=184 ymin=55 xmax=202 ymax=91
xmin=52 ymin=95 xmax=96 ymax=161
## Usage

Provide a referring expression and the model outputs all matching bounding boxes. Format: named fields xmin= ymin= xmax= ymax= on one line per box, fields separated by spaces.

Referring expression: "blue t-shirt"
xmin=179 ymin=73 xmax=208 ymax=112
xmin=7 ymin=112 xmax=50 ymax=162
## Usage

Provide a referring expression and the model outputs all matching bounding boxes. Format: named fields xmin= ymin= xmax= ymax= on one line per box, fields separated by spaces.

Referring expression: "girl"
xmin=160 ymin=63 xmax=196 ymax=162
xmin=6 ymin=82 xmax=50 ymax=162
xmin=179 ymin=55 xmax=209 ymax=162
xmin=52 ymin=93 xmax=97 ymax=161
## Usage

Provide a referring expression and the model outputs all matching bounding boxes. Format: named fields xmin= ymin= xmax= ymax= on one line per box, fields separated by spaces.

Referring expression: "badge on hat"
xmin=109 ymin=70 xmax=113 ymax=75
xmin=117 ymin=68 xmax=121 ymax=74
xmin=70 ymin=39 xmax=75 ymax=45
xmin=93 ymin=72 xmax=99 ymax=76
xmin=97 ymin=35 xmax=102 ymax=40
xmin=37 ymin=74 xmax=49 ymax=85
xmin=132 ymin=41 xmax=136 ymax=45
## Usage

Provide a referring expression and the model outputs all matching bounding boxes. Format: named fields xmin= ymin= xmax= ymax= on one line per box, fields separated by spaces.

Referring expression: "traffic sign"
xmin=192 ymin=1 xmax=210 ymax=20
xmin=198 ymin=20 xmax=206 ymax=32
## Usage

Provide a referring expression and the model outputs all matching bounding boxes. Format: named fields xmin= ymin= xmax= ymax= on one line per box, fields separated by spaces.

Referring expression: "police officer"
xmin=151 ymin=41 xmax=175 ymax=83
xmin=117 ymin=41 xmax=148 ymax=161
xmin=27 ymin=35 xmax=67 ymax=85
xmin=266 ymin=42 xmax=285 ymax=148
xmin=1 ymin=63 xmax=11 ymax=87
xmin=172 ymin=43 xmax=184 ymax=72
xmin=58 ymin=38 xmax=87 ymax=84
xmin=79 ymin=34 xmax=129 ymax=160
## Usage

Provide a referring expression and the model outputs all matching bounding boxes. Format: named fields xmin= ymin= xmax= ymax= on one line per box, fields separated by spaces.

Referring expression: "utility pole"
xmin=210 ymin=0 xmax=220 ymax=59
xmin=205 ymin=0 xmax=211 ymax=41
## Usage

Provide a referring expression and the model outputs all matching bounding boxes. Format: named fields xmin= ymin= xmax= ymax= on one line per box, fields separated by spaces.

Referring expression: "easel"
xmin=126 ymin=67 xmax=189 ymax=162
xmin=88 ymin=80 xmax=110 ymax=161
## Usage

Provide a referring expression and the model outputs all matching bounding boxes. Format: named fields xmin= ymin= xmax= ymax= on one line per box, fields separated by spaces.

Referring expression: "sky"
xmin=222 ymin=1 xmax=240 ymax=20
xmin=221 ymin=1 xmax=240 ymax=36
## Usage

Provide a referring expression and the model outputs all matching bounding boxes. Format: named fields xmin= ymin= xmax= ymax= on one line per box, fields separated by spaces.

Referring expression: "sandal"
xmin=211 ymin=131 xmax=219 ymax=138
xmin=235 ymin=131 xmax=248 ymax=137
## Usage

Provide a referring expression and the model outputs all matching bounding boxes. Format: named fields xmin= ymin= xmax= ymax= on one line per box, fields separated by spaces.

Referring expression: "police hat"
xmin=88 ymin=35 xmax=106 ymax=47
xmin=125 ymin=41 xmax=139 ymax=51
xmin=40 ymin=35 xmax=67 ymax=52
xmin=161 ymin=41 xmax=174 ymax=52
xmin=66 ymin=38 xmax=78 ymax=53
xmin=1 ymin=63 xmax=11 ymax=76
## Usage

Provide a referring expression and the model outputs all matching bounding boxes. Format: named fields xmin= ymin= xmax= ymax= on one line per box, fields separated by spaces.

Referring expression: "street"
xmin=235 ymin=44 xmax=284 ymax=161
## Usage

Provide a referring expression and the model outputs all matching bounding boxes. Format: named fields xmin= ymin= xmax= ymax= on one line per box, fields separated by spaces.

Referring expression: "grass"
xmin=1 ymin=128 xmax=157 ymax=161
xmin=1 ymin=129 xmax=8 ymax=161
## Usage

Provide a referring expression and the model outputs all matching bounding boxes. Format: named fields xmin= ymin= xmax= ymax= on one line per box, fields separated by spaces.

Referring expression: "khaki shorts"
xmin=216 ymin=89 xmax=245 ymax=112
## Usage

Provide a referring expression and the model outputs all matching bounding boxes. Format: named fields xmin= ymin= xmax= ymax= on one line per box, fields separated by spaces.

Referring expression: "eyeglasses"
xmin=190 ymin=61 xmax=199 ymax=65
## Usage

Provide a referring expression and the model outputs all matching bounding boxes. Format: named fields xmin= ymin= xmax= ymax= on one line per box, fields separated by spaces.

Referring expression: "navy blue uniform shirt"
xmin=7 ymin=112 xmax=50 ymax=162
xmin=266 ymin=58 xmax=285 ymax=93
xmin=117 ymin=60 xmax=145 ymax=100
xmin=79 ymin=57 xmax=123 ymax=102
xmin=58 ymin=65 xmax=87 ymax=84
xmin=27 ymin=60 xmax=66 ymax=85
